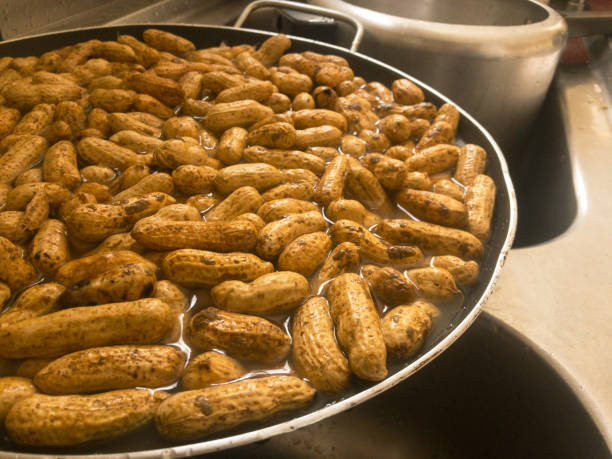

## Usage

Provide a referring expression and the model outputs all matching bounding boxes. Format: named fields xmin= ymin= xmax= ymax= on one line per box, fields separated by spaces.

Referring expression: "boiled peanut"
xmin=454 ymin=144 xmax=487 ymax=186
xmin=0 ymin=237 xmax=38 ymax=290
xmin=362 ymin=153 xmax=407 ymax=191
xmin=206 ymin=186 xmax=263 ymax=222
xmin=217 ymin=126 xmax=247 ymax=165
xmin=256 ymin=210 xmax=327 ymax=259
xmin=110 ymin=129 xmax=163 ymax=154
xmin=204 ymin=99 xmax=273 ymax=132
xmin=0 ymin=298 xmax=172 ymax=359
xmin=314 ymin=154 xmax=349 ymax=206
xmin=392 ymin=79 xmax=424 ymax=105
xmin=277 ymin=231 xmax=331 ymax=276
xmin=331 ymin=219 xmax=423 ymax=267
xmin=55 ymin=250 xmax=156 ymax=286
xmin=34 ymin=345 xmax=185 ymax=394
xmin=182 ymin=351 xmax=246 ymax=390
xmin=155 ymin=375 xmax=314 ymax=441
xmin=341 ymin=134 xmax=367 ymax=157
xmin=262 ymin=181 xmax=315 ymax=202
xmin=108 ymin=112 xmax=162 ymax=137
xmin=295 ymin=125 xmax=342 ymax=150
xmin=326 ymin=198 xmax=380 ymax=228
xmin=396 ymin=189 xmax=467 ymax=228
xmin=132 ymin=219 xmax=258 ymax=252
xmin=406 ymin=143 xmax=459 ymax=174
xmin=407 ymin=267 xmax=460 ymax=302
xmin=6 ymin=389 xmax=166 ymax=446
xmin=80 ymin=165 xmax=116 ymax=184
xmin=66 ymin=192 xmax=175 ymax=242
xmin=0 ymin=135 xmax=48 ymax=185
xmin=211 ymin=271 xmax=309 ymax=315
xmin=214 ymin=163 xmax=282 ymax=195
xmin=465 ymin=174 xmax=496 ymax=241
xmin=0 ymin=282 xmax=64 ymax=327
xmin=431 ymin=255 xmax=479 ymax=286
xmin=128 ymin=71 xmax=184 ymax=107
xmin=0 ymin=377 xmax=38 ymax=423
xmin=415 ymin=120 xmax=454 ymax=151
xmin=292 ymin=297 xmax=351 ymax=392
xmin=60 ymin=262 xmax=156 ymax=306
xmin=0 ymin=282 xmax=9 ymax=309
xmin=312 ymin=241 xmax=360 ymax=292
xmin=16 ymin=359 xmax=53 ymax=378
xmin=378 ymin=219 xmax=484 ymax=260
xmin=346 ymin=157 xmax=393 ymax=212
xmin=361 ymin=264 xmax=416 ymax=306
xmin=257 ymin=198 xmax=318 ymax=223
xmin=162 ymin=249 xmax=273 ymax=287
xmin=381 ymin=301 xmax=438 ymax=359
xmin=433 ymin=178 xmax=465 ymax=202
xmin=78 ymin=137 xmax=151 ymax=170
xmin=30 ymin=219 xmax=69 ymax=276
xmin=328 ymin=273 xmax=387 ymax=381
xmin=189 ymin=307 xmax=290 ymax=363
xmin=244 ymin=146 xmax=325 ymax=175
xmin=0 ymin=211 xmax=31 ymax=242
xmin=113 ymin=172 xmax=174 ymax=201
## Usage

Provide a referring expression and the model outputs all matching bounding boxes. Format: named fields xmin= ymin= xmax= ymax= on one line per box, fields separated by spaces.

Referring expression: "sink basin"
xmin=204 ymin=313 xmax=609 ymax=458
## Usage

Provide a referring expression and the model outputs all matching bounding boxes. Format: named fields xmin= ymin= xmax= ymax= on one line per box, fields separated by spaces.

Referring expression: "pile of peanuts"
xmin=0 ymin=29 xmax=495 ymax=447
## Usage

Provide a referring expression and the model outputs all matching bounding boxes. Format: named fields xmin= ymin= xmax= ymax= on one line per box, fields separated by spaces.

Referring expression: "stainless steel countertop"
xmin=486 ymin=54 xmax=612 ymax=447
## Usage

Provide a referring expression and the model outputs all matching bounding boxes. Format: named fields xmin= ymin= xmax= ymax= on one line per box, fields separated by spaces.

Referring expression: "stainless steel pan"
xmin=0 ymin=3 xmax=517 ymax=456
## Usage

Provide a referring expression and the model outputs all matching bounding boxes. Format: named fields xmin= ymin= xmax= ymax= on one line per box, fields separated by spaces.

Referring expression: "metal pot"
xmin=310 ymin=0 xmax=568 ymax=155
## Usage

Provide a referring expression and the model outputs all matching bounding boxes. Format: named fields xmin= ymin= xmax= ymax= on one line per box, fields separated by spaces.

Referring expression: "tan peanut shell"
xmin=430 ymin=255 xmax=479 ymax=286
xmin=34 ymin=345 xmax=186 ymax=394
xmin=217 ymin=126 xmax=247 ymax=165
xmin=292 ymin=297 xmax=351 ymax=392
xmin=262 ymin=181 xmax=315 ymax=202
xmin=433 ymin=178 xmax=465 ymax=202
xmin=326 ymin=198 xmax=380 ymax=228
xmin=328 ymin=273 xmax=387 ymax=381
xmin=0 ymin=377 xmax=38 ymax=423
xmin=162 ymin=249 xmax=273 ymax=287
xmin=80 ymin=165 xmax=116 ymax=184
xmin=362 ymin=153 xmax=407 ymax=191
xmin=189 ymin=307 xmax=290 ymax=363
xmin=108 ymin=130 xmax=163 ymax=155
xmin=244 ymin=146 xmax=325 ymax=176
xmin=0 ymin=298 xmax=172 ymax=359
xmin=42 ymin=140 xmax=80 ymax=189
xmin=0 ymin=282 xmax=64 ymax=326
xmin=330 ymin=219 xmax=423 ymax=267
xmin=0 ymin=282 xmax=9 ymax=309
xmin=0 ymin=135 xmax=48 ymax=185
xmin=247 ymin=122 xmax=296 ymax=149
xmin=212 ymin=269 xmax=308 ymax=314
xmin=415 ymin=120 xmax=454 ymax=151
xmin=128 ymin=72 xmax=184 ymax=107
xmin=6 ymin=389 xmax=166 ymax=446
xmin=182 ymin=352 xmax=246 ymax=390
xmin=0 ymin=236 xmax=38 ymax=290
xmin=143 ymin=28 xmax=195 ymax=54
xmin=435 ymin=103 xmax=460 ymax=132
xmin=277 ymin=231 xmax=331 ymax=276
xmin=407 ymin=267 xmax=460 ymax=302
xmin=381 ymin=301 xmax=438 ymax=360
xmin=392 ymin=78 xmax=425 ymax=105
xmin=30 ymin=219 xmax=69 ymax=276
xmin=396 ymin=189 xmax=467 ymax=228
xmin=0 ymin=211 xmax=31 ymax=242
xmin=294 ymin=125 xmax=342 ymax=150
xmin=132 ymin=219 xmax=258 ymax=252
xmin=215 ymin=162 xmax=282 ymax=195
xmin=256 ymin=210 xmax=327 ymax=259
xmin=257 ymin=198 xmax=318 ymax=222
xmin=56 ymin=250 xmax=155 ymax=286
xmin=346 ymin=157 xmax=392 ymax=212
xmin=465 ymin=174 xmax=496 ymax=242
xmin=16 ymin=359 xmax=54 ymax=378
xmin=60 ymin=262 xmax=156 ymax=306
xmin=113 ymin=172 xmax=174 ymax=201
xmin=454 ymin=144 xmax=487 ymax=186
xmin=206 ymin=186 xmax=263 ymax=222
xmin=312 ymin=241 xmax=360 ymax=292
xmin=406 ymin=143 xmax=459 ymax=174
xmin=204 ymin=99 xmax=273 ymax=132
xmin=361 ymin=264 xmax=416 ymax=307
xmin=378 ymin=219 xmax=484 ymax=260
xmin=155 ymin=375 xmax=314 ymax=442
xmin=314 ymin=154 xmax=348 ymax=206
xmin=292 ymin=108 xmax=347 ymax=132
xmin=66 ymin=192 xmax=175 ymax=242
xmin=77 ymin=137 xmax=151 ymax=170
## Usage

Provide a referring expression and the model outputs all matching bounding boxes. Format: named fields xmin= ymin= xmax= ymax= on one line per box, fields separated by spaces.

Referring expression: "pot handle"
xmin=234 ymin=0 xmax=364 ymax=52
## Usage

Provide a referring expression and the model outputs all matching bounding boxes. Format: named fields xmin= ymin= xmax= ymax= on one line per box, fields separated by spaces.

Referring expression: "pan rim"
xmin=0 ymin=23 xmax=517 ymax=458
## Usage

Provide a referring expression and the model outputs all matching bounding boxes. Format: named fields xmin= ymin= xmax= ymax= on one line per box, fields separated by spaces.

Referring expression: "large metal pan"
xmin=0 ymin=3 xmax=516 ymax=456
